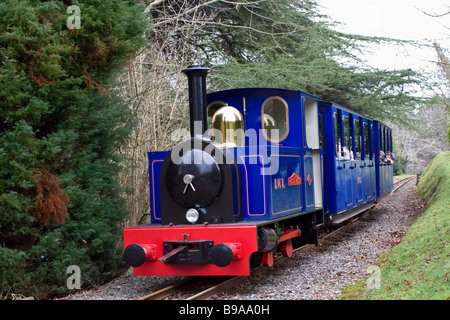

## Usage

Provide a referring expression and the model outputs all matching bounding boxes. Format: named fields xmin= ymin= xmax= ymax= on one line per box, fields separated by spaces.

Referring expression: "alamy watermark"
xmin=67 ymin=5 xmax=81 ymax=30
xmin=66 ymin=265 xmax=81 ymax=290
xmin=366 ymin=265 xmax=381 ymax=290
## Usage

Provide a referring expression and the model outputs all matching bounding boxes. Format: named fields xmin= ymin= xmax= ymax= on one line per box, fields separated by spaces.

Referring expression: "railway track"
xmin=138 ymin=176 xmax=415 ymax=300
xmin=392 ymin=176 xmax=415 ymax=193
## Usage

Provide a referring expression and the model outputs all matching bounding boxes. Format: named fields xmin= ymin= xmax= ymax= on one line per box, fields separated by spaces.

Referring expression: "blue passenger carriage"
xmin=318 ymin=102 xmax=393 ymax=224
xmin=374 ymin=121 xmax=394 ymax=196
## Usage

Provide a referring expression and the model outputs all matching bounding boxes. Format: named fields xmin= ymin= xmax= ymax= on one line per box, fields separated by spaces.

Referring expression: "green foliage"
xmin=0 ymin=0 xmax=147 ymax=298
xmin=192 ymin=0 xmax=424 ymax=125
xmin=393 ymin=154 xmax=408 ymax=176
xmin=416 ymin=151 xmax=450 ymax=205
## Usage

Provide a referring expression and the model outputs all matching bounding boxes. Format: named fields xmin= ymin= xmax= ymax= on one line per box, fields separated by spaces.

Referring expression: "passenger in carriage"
xmin=342 ymin=146 xmax=351 ymax=161
xmin=338 ymin=139 xmax=351 ymax=161
xmin=386 ymin=152 xmax=394 ymax=165
xmin=380 ymin=150 xmax=385 ymax=162
xmin=390 ymin=152 xmax=396 ymax=161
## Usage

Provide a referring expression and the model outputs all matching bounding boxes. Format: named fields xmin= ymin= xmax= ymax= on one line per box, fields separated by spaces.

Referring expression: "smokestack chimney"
xmin=182 ymin=65 xmax=211 ymax=138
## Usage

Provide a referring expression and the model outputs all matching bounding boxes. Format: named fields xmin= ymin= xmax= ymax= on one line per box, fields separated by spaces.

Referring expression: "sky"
xmin=315 ymin=0 xmax=449 ymax=72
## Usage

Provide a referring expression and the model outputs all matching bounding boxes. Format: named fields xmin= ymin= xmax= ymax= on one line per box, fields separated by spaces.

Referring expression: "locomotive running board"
xmin=329 ymin=201 xmax=376 ymax=225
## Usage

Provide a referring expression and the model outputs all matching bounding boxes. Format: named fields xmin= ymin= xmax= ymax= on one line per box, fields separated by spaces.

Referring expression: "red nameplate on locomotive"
xmin=288 ymin=173 xmax=302 ymax=186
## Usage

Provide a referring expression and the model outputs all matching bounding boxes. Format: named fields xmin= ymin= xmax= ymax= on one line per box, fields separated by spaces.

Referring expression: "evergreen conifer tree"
xmin=0 ymin=0 xmax=146 ymax=297
xmin=147 ymin=0 xmax=425 ymax=125
xmin=200 ymin=0 xmax=423 ymax=125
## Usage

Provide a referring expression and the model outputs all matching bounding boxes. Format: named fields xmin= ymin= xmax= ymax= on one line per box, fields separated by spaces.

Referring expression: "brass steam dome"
xmin=211 ymin=105 xmax=244 ymax=147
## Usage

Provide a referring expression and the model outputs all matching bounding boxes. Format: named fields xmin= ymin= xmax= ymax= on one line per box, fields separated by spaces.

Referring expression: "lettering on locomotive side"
xmin=274 ymin=178 xmax=286 ymax=190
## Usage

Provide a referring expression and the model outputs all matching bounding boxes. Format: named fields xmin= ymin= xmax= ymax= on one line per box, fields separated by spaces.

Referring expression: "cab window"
xmin=261 ymin=96 xmax=289 ymax=143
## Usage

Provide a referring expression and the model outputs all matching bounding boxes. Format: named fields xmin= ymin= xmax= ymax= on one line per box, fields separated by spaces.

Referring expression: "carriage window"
xmin=380 ymin=127 xmax=384 ymax=152
xmin=261 ymin=96 xmax=289 ymax=143
xmin=390 ymin=131 xmax=392 ymax=152
xmin=379 ymin=126 xmax=385 ymax=163
xmin=388 ymin=130 xmax=391 ymax=152
xmin=319 ymin=113 xmax=324 ymax=149
xmin=354 ymin=119 xmax=361 ymax=159
xmin=386 ymin=130 xmax=389 ymax=153
xmin=364 ymin=122 xmax=370 ymax=160
xmin=386 ymin=130 xmax=392 ymax=152
xmin=334 ymin=112 xmax=340 ymax=157
xmin=371 ymin=124 xmax=374 ymax=159
xmin=343 ymin=116 xmax=352 ymax=161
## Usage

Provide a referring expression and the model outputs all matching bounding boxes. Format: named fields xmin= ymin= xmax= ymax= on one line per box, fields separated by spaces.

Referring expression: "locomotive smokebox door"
xmin=160 ymin=138 xmax=238 ymax=225
xmin=165 ymin=148 xmax=221 ymax=208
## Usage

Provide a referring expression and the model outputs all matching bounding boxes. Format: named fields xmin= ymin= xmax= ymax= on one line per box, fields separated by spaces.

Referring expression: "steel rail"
xmin=392 ymin=176 xmax=415 ymax=194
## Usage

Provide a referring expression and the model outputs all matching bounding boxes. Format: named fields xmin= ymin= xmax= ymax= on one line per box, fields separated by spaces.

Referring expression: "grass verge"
xmin=339 ymin=151 xmax=450 ymax=300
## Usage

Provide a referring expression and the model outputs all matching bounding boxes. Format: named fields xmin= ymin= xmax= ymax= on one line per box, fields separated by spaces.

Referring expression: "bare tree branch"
xmin=414 ymin=4 xmax=450 ymax=29
xmin=144 ymin=0 xmax=169 ymax=12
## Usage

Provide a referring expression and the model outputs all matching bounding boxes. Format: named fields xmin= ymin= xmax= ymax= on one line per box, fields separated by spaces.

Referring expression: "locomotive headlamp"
xmin=186 ymin=208 xmax=200 ymax=224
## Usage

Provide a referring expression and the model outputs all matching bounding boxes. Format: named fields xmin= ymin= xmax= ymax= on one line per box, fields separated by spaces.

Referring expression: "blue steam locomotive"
xmin=123 ymin=66 xmax=394 ymax=276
